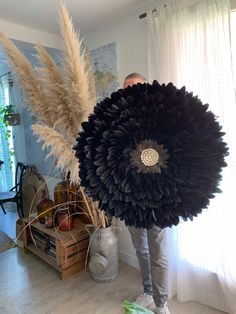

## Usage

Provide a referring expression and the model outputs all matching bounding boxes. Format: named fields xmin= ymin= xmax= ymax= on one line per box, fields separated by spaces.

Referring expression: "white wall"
xmin=84 ymin=2 xmax=157 ymax=269
xmin=84 ymin=3 xmax=155 ymax=86
xmin=0 ymin=19 xmax=62 ymax=49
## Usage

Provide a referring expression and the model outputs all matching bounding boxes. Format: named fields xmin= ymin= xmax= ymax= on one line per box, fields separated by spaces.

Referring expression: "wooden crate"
xmin=22 ymin=218 xmax=89 ymax=280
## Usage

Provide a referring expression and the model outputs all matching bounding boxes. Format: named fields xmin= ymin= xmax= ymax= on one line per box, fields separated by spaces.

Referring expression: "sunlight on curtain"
xmin=231 ymin=10 xmax=236 ymax=92
xmin=147 ymin=1 xmax=236 ymax=313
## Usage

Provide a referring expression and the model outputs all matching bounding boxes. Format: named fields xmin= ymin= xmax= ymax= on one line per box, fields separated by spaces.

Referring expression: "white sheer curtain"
xmin=147 ymin=1 xmax=236 ymax=313
xmin=0 ymin=76 xmax=14 ymax=192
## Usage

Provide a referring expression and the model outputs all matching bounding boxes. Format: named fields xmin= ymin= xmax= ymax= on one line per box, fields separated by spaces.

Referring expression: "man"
xmin=123 ymin=73 xmax=170 ymax=314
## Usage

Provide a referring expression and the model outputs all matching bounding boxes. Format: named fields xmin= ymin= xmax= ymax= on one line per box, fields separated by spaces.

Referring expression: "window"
xmin=0 ymin=75 xmax=16 ymax=191
xmin=178 ymin=9 xmax=236 ymax=274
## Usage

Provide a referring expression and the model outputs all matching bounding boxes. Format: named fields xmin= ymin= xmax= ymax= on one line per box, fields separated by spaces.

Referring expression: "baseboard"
xmin=119 ymin=250 xmax=140 ymax=270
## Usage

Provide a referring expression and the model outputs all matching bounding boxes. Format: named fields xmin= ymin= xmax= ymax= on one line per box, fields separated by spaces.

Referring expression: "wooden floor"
xmin=0 ymin=211 xmax=228 ymax=314
xmin=0 ymin=209 xmax=18 ymax=238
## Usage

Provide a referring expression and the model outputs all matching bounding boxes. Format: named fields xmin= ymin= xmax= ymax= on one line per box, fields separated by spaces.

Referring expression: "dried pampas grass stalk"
xmin=80 ymin=187 xmax=109 ymax=228
xmin=36 ymin=44 xmax=77 ymax=140
xmin=59 ymin=1 xmax=94 ymax=126
xmin=80 ymin=187 xmax=96 ymax=226
xmin=0 ymin=32 xmax=52 ymax=126
xmin=32 ymin=124 xmax=79 ymax=183
xmin=0 ymin=2 xmax=109 ymax=227
xmin=0 ymin=3 xmax=96 ymax=184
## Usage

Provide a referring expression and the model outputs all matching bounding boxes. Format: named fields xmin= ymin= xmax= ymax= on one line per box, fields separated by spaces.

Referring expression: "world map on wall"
xmin=90 ymin=42 xmax=119 ymax=101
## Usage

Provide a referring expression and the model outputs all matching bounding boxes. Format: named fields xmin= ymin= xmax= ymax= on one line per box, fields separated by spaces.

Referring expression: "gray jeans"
xmin=128 ymin=225 xmax=168 ymax=307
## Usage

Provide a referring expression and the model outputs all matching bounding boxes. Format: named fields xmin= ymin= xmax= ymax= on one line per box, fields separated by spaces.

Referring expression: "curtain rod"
xmin=140 ymin=0 xmax=208 ymax=18
xmin=139 ymin=3 xmax=168 ymax=20
xmin=139 ymin=8 xmax=157 ymax=19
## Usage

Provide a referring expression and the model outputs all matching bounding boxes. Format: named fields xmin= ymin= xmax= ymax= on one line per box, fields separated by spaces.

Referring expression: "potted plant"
xmin=0 ymin=104 xmax=20 ymax=127
xmin=0 ymin=104 xmax=17 ymax=165
xmin=79 ymin=187 xmax=119 ymax=283
xmin=53 ymin=176 xmax=119 ymax=282
xmin=53 ymin=172 xmax=119 ymax=282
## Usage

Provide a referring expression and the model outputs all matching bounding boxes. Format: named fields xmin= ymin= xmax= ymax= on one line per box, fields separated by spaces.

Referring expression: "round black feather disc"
xmin=74 ymin=81 xmax=228 ymax=229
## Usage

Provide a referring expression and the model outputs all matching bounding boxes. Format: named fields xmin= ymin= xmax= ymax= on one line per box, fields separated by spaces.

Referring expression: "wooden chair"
xmin=0 ymin=162 xmax=28 ymax=217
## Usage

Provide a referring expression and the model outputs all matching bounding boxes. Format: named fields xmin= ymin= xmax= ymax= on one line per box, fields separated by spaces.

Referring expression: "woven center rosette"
xmin=74 ymin=81 xmax=228 ymax=229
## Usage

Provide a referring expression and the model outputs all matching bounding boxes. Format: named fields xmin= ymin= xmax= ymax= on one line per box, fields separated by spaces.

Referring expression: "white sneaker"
xmin=154 ymin=302 xmax=171 ymax=314
xmin=134 ymin=293 xmax=155 ymax=309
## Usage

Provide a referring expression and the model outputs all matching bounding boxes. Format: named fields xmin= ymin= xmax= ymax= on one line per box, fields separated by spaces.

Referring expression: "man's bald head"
xmin=123 ymin=73 xmax=146 ymax=89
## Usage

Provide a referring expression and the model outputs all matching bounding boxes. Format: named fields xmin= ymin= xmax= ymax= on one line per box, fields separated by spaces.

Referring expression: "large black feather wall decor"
xmin=74 ymin=81 xmax=228 ymax=229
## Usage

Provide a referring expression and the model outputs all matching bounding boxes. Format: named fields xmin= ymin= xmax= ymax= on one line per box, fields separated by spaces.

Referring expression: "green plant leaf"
xmin=123 ymin=301 xmax=154 ymax=314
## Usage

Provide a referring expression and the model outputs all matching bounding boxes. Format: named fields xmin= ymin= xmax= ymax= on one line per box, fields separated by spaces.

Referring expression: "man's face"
xmin=123 ymin=77 xmax=146 ymax=89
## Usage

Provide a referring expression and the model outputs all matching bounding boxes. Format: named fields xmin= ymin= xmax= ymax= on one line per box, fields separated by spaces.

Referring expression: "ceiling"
xmin=0 ymin=0 xmax=153 ymax=35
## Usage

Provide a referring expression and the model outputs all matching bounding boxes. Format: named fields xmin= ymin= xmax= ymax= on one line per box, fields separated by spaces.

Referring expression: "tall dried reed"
xmin=0 ymin=1 xmax=109 ymax=228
